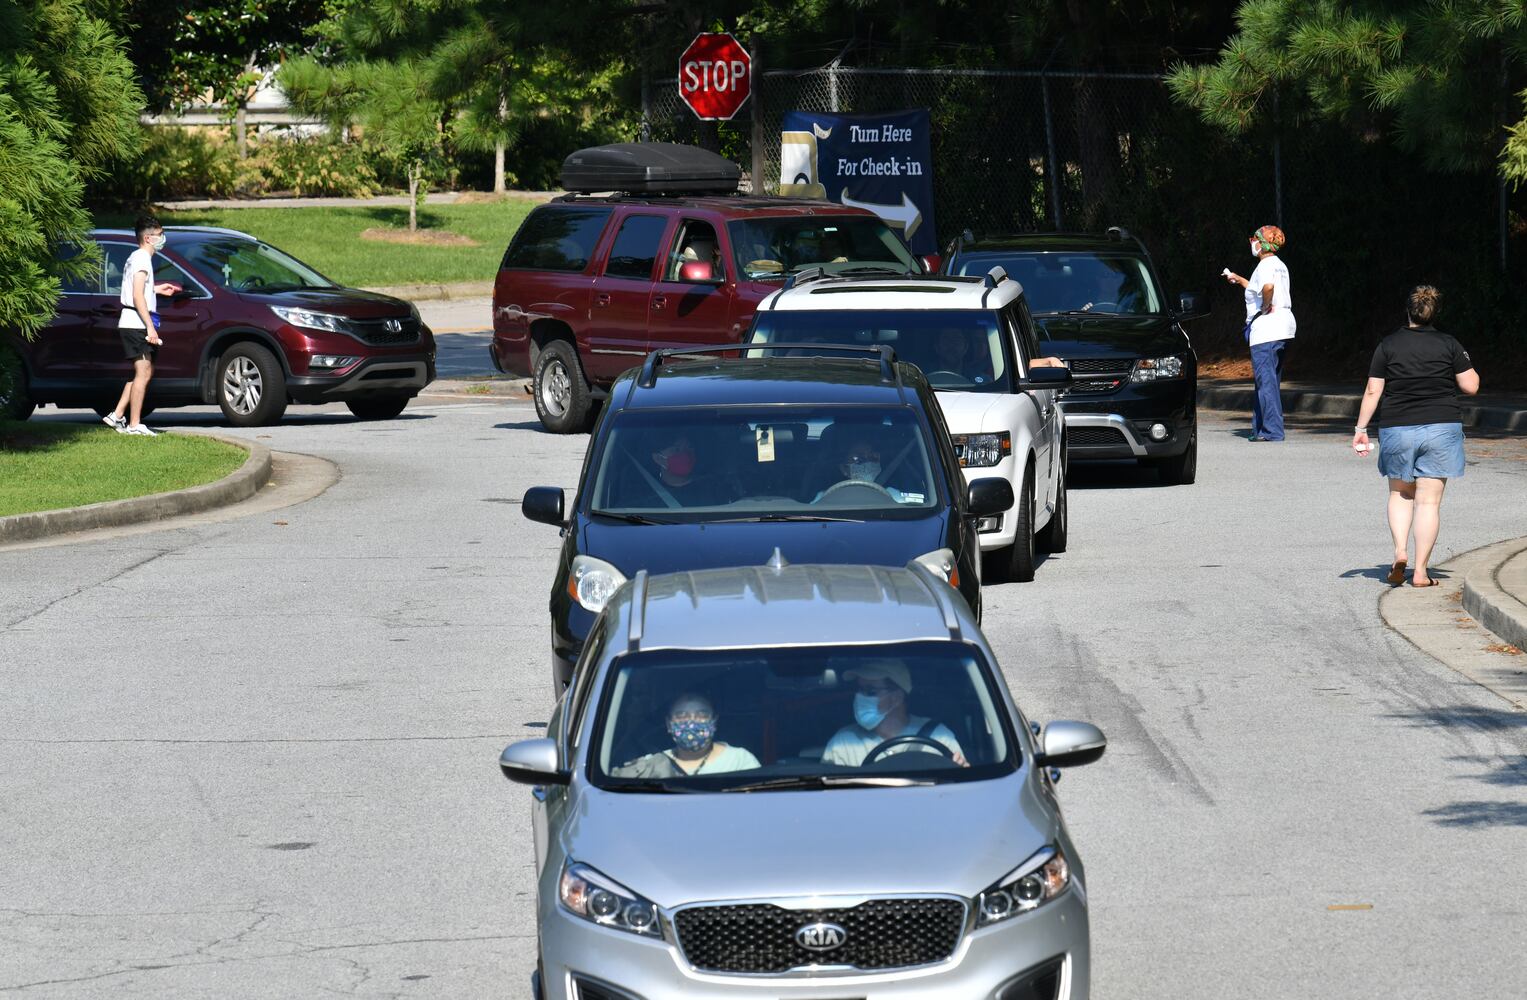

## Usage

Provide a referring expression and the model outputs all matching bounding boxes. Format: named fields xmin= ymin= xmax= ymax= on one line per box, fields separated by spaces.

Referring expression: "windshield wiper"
xmin=835 ymin=265 xmax=914 ymax=276
xmin=605 ymin=779 xmax=700 ymax=794
xmin=591 ymin=512 xmax=676 ymax=525
xmin=706 ymin=514 xmax=864 ymax=523
xmin=723 ymin=774 xmax=934 ymax=792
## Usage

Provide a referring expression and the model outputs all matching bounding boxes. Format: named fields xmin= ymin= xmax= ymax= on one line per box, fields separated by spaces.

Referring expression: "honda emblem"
xmin=384 ymin=319 xmax=403 ymax=333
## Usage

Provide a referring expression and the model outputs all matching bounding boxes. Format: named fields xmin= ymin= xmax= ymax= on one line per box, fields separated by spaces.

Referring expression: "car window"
xmin=603 ymin=214 xmax=668 ymax=280
xmin=956 ymin=252 xmax=1162 ymax=315
xmin=586 ymin=403 xmax=941 ymax=522
xmin=502 ymin=206 xmax=613 ymax=272
xmin=664 ymin=219 xmax=724 ymax=282
xmin=728 ymin=217 xmax=917 ymax=281
xmin=101 ymin=243 xmax=136 ymax=299
xmin=588 ymin=643 xmax=1016 ymax=791
xmin=566 ymin=621 xmax=609 ymax=751
xmin=748 ymin=309 xmax=1012 ymax=393
xmin=153 ymin=256 xmax=207 ymax=298
xmin=56 ymin=243 xmax=103 ymax=294
xmin=1005 ymin=304 xmax=1042 ymax=369
xmin=174 ymin=236 xmax=333 ymax=292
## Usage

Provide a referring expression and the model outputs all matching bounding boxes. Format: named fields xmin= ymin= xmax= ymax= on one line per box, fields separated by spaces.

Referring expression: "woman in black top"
xmin=1353 ymin=287 xmax=1480 ymax=587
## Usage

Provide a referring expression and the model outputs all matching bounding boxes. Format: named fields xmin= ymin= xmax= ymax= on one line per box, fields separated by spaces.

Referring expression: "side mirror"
xmin=1036 ymin=721 xmax=1107 ymax=768
xmin=522 ymin=486 xmax=566 ymax=527
xmin=499 ymin=738 xmax=570 ymax=786
xmin=1177 ymin=291 xmax=1208 ymax=320
xmin=967 ymin=477 xmax=1015 ymax=518
xmin=1017 ymin=366 xmax=1073 ymax=391
xmin=678 ymin=260 xmax=717 ymax=283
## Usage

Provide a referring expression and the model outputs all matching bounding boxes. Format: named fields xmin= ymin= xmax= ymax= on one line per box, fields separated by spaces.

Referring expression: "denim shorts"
xmin=1377 ymin=422 xmax=1465 ymax=481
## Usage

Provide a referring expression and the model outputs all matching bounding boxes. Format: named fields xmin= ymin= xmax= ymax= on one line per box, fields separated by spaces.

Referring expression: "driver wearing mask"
xmin=811 ymin=436 xmax=916 ymax=504
xmin=822 ymin=662 xmax=968 ymax=767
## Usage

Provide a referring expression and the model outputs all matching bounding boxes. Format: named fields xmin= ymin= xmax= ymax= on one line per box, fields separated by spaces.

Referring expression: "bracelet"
xmin=1354 ymin=426 xmax=1367 ymax=433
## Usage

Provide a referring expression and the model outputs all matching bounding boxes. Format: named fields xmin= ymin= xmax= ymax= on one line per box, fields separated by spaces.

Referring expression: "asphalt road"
xmin=3 ymin=397 xmax=1525 ymax=999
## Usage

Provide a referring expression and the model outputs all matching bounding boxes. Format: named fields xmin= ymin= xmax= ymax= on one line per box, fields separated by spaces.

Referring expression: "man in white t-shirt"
xmin=1223 ymin=225 xmax=1294 ymax=442
xmin=104 ymin=215 xmax=179 ymax=436
xmin=822 ymin=661 xmax=968 ymax=768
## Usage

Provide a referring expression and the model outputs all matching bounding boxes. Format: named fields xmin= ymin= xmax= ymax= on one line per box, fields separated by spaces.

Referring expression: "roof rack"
xmin=1106 ymin=226 xmax=1134 ymax=242
xmin=781 ymin=266 xmax=827 ymax=290
xmin=982 ymin=265 xmax=1009 ymax=289
xmin=635 ymin=342 xmax=900 ymax=389
xmin=561 ymin=142 xmax=740 ymax=195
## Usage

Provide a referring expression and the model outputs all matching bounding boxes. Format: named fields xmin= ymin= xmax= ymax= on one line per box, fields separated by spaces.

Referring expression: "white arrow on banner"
xmin=840 ymin=192 xmax=923 ymax=241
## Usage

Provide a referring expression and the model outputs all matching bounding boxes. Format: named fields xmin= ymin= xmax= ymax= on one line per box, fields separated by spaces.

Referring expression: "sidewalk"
xmin=1461 ymin=536 xmax=1527 ymax=659
xmin=1197 ymin=378 xmax=1527 ymax=432
xmin=157 ymin=191 xmax=559 ymax=211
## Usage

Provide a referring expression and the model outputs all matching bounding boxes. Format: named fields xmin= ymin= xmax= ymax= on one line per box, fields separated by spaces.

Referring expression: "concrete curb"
xmin=1196 ymin=382 xmax=1527 ymax=432
xmin=1461 ymin=535 xmax=1527 ymax=654
xmin=364 ymin=281 xmax=494 ymax=302
xmin=0 ymin=434 xmax=271 ymax=545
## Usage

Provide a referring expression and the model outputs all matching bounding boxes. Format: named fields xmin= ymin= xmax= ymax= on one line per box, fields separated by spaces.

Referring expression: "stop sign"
xmin=678 ymin=33 xmax=752 ymax=121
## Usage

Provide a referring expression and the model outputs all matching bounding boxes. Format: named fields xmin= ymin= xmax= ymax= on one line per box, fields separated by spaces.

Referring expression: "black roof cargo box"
xmin=561 ymin=142 xmax=741 ymax=195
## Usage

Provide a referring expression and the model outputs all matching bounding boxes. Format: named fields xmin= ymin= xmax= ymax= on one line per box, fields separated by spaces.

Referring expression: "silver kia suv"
xmin=499 ymin=557 xmax=1107 ymax=999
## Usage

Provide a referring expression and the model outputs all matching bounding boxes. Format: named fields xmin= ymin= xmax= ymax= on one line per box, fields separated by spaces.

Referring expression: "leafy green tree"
xmin=1 ymin=0 xmax=143 ymax=342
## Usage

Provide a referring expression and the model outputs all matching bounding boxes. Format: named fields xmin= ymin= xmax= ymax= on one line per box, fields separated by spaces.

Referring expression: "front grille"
xmin=1064 ymin=377 xmax=1125 ymax=395
xmin=1064 ymin=356 xmax=1134 ymax=376
xmin=347 ymin=316 xmax=421 ymax=345
xmin=674 ymin=898 xmax=966 ymax=974
xmin=1067 ymin=427 xmax=1129 ymax=449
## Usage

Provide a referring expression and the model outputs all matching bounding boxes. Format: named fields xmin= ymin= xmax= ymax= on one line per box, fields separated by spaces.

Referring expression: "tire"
xmin=1155 ymin=426 xmax=1198 ymax=485
xmin=993 ymin=466 xmax=1037 ymax=583
xmin=533 ymin=340 xmax=594 ymax=434
xmin=346 ymin=395 xmax=410 ymax=421
xmin=216 ymin=342 xmax=288 ymax=426
xmin=1036 ymin=453 xmax=1068 ymax=553
xmin=0 ymin=346 xmax=35 ymax=421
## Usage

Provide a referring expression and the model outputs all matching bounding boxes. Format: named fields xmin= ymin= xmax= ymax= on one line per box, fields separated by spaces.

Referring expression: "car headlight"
xmin=559 ymin=862 xmax=661 ymax=938
xmin=951 ymin=431 xmax=1011 ymax=468
xmin=913 ymin=547 xmax=960 ymax=590
xmin=1130 ymin=356 xmax=1183 ymax=382
xmin=976 ymin=845 xmax=1071 ymax=925
xmin=567 ymin=555 xmax=627 ymax=613
xmin=271 ymin=305 xmax=350 ymax=335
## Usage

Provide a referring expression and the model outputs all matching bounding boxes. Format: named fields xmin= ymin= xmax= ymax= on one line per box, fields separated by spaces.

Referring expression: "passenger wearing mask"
xmin=638 ymin=434 xmax=737 ymax=508
xmin=822 ymin=662 xmax=968 ymax=767
xmin=613 ymin=693 xmax=760 ymax=778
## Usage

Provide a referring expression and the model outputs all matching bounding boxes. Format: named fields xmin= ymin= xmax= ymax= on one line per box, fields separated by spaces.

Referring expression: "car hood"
xmin=581 ymin=515 xmax=950 ymax=578
xmin=1034 ymin=314 xmax=1186 ymax=360
xmin=931 ymin=391 xmax=1008 ymax=433
xmin=564 ymin=775 xmax=1058 ymax=906
xmin=244 ymin=286 xmax=413 ymax=319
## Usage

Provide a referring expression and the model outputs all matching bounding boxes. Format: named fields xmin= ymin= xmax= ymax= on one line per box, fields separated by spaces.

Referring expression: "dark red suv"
xmin=1 ymin=226 xmax=436 ymax=426
xmin=490 ymin=143 xmax=922 ymax=432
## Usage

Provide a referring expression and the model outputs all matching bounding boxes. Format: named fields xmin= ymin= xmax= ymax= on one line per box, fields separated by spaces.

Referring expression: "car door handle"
xmin=594 ymin=293 xmax=611 ymax=307
xmin=652 ymin=295 xmax=667 ymax=310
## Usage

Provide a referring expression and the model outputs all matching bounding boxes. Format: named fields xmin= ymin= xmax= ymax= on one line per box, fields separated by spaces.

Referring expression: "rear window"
xmin=501 ymin=206 xmax=614 ymax=273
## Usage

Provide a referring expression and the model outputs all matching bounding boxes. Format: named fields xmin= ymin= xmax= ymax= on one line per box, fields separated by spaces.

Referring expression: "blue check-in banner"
xmin=778 ymin=109 xmax=938 ymax=256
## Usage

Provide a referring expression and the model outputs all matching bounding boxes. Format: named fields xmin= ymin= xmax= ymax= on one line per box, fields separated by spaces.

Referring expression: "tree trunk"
xmin=408 ymin=165 xmax=419 ymax=231
xmin=494 ymin=142 xmax=505 ymax=194
xmin=235 ymin=102 xmax=248 ymax=160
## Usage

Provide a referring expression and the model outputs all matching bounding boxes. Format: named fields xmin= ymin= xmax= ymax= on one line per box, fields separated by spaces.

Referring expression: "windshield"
xmin=175 ymin=236 xmax=335 ymax=293
xmin=954 ymin=252 xmax=1161 ymax=316
xmin=728 ymin=217 xmax=919 ymax=281
xmin=749 ymin=309 xmax=1012 ymax=393
xmin=587 ymin=405 xmax=942 ymax=522
xmin=589 ymin=643 xmax=1017 ymax=792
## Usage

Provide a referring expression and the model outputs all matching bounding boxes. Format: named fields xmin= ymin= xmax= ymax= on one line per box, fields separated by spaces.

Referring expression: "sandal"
xmin=1386 ymin=560 xmax=1408 ymax=586
xmin=1411 ymin=579 xmax=1439 ymax=588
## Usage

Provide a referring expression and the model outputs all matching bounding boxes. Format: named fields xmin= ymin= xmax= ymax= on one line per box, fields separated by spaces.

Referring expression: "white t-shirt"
xmin=118 ymin=248 xmax=156 ymax=329
xmin=1245 ymin=254 xmax=1295 ymax=345
xmin=822 ymin=715 xmax=963 ymax=767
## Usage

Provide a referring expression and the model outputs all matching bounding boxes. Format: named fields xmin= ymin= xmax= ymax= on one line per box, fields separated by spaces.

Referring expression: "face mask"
xmin=668 ymin=718 xmax=715 ymax=752
xmin=854 ymin=692 xmax=889 ymax=730
xmin=660 ymin=448 xmax=695 ymax=478
xmin=150 ymin=235 xmax=166 ymax=252
xmin=1250 ymin=240 xmax=1262 ymax=257
xmin=846 ymin=460 xmax=881 ymax=482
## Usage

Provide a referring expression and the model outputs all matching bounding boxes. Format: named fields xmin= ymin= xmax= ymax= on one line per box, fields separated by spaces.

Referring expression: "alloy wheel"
xmin=222 ymin=356 xmax=263 ymax=416
xmin=540 ymin=360 xmax=571 ymax=418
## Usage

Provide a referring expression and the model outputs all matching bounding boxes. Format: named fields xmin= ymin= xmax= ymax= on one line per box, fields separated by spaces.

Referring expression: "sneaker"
xmin=102 ymin=412 xmax=126 ymax=430
xmin=125 ymin=424 xmax=158 ymax=436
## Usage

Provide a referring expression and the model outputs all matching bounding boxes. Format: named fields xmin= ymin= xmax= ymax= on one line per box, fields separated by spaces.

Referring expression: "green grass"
xmin=0 ymin=422 xmax=247 ymax=518
xmin=93 ymin=199 xmax=541 ymax=289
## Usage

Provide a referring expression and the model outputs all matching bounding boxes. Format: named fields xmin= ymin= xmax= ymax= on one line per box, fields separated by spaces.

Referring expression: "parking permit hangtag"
xmin=755 ymin=427 xmax=775 ymax=462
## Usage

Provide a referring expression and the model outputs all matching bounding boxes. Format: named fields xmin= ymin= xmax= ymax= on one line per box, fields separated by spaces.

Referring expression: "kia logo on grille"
xmin=384 ymin=319 xmax=403 ymax=333
xmin=794 ymin=921 xmax=847 ymax=952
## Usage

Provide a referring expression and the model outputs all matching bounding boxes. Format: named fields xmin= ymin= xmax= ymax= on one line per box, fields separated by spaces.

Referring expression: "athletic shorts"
xmin=120 ymin=328 xmax=157 ymax=361
xmin=1377 ymin=422 xmax=1465 ymax=482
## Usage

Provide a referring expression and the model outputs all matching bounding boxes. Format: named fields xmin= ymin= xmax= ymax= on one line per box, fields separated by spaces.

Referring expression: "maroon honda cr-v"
xmin=0 ymin=226 xmax=436 ymax=426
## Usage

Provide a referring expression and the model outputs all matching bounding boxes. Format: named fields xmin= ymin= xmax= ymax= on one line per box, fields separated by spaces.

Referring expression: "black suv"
xmin=944 ymin=229 xmax=1203 ymax=484
xmin=519 ymin=347 xmax=1012 ymax=690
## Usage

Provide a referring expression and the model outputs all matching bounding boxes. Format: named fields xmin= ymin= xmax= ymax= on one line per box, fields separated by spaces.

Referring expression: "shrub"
xmin=99 ymin=127 xmax=239 ymax=201
xmin=238 ymin=135 xmax=380 ymax=197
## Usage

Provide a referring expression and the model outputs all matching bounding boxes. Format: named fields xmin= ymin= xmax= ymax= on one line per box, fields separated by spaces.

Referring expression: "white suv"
xmin=746 ymin=268 xmax=1071 ymax=581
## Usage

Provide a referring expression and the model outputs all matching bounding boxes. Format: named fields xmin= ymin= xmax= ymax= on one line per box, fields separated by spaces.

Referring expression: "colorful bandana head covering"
xmin=1252 ymin=225 xmax=1285 ymax=253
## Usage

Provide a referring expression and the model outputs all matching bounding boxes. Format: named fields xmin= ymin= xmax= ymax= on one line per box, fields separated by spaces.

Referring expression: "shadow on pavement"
xmin=1340 ymin=565 xmax=1452 ymax=583
xmin=1384 ymin=707 xmax=1527 ymax=828
xmin=1068 ymin=459 xmax=1172 ymax=491
xmin=494 ymin=420 xmax=552 ymax=432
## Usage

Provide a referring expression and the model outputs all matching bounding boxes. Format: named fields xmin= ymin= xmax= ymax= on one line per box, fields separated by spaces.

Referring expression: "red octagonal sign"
xmin=678 ymin=32 xmax=752 ymax=121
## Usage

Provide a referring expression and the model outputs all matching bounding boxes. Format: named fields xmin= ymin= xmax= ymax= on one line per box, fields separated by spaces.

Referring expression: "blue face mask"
xmin=854 ymin=692 xmax=888 ymax=730
xmin=846 ymin=460 xmax=881 ymax=482
xmin=668 ymin=718 xmax=716 ymax=752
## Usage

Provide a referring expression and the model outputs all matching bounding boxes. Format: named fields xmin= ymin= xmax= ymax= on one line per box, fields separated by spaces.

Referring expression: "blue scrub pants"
xmin=1250 ymin=340 xmax=1287 ymax=441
